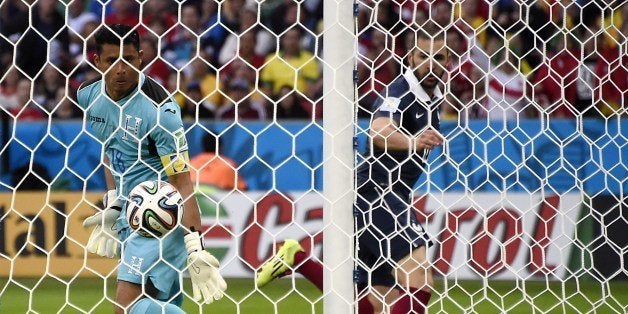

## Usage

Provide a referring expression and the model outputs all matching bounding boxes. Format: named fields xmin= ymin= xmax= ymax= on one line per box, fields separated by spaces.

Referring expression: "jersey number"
xmin=111 ymin=149 xmax=126 ymax=173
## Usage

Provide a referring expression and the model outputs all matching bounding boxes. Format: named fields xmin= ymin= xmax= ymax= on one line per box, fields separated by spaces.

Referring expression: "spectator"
xmin=453 ymin=0 xmax=487 ymax=47
xmin=220 ymin=0 xmax=246 ymax=33
xmin=302 ymin=0 xmax=323 ymax=33
xmin=200 ymin=0 xmax=229 ymax=61
xmin=68 ymin=0 xmax=98 ymax=66
xmin=245 ymin=4 xmax=275 ymax=56
xmin=68 ymin=0 xmax=98 ymax=37
xmin=572 ymin=31 xmax=605 ymax=117
xmin=220 ymin=58 xmax=266 ymax=108
xmin=274 ymin=85 xmax=311 ymax=119
xmin=594 ymin=36 xmax=626 ymax=117
xmin=373 ymin=0 xmax=403 ymax=35
xmin=10 ymin=79 xmax=45 ymax=121
xmin=141 ymin=0 xmax=177 ymax=42
xmin=190 ymin=132 xmax=247 ymax=191
xmin=51 ymin=88 xmax=81 ymax=120
xmin=519 ymin=1 xmax=556 ymax=70
xmin=140 ymin=37 xmax=171 ymax=86
xmin=181 ymin=58 xmax=222 ymax=109
xmin=79 ymin=19 xmax=100 ymax=64
xmin=34 ymin=65 xmax=66 ymax=114
xmin=0 ymin=66 xmax=21 ymax=111
xmin=266 ymin=1 xmax=317 ymax=50
xmin=357 ymin=28 xmax=400 ymax=118
xmin=1 ymin=0 xmax=70 ymax=77
xmin=535 ymin=30 xmax=628 ymax=117
xmin=222 ymin=58 xmax=258 ymax=87
xmin=217 ymin=78 xmax=266 ymax=120
xmin=218 ymin=5 xmax=273 ymax=66
xmin=598 ymin=2 xmax=626 ymax=50
xmin=180 ymin=81 xmax=216 ymax=120
xmin=431 ymin=0 xmax=452 ymax=29
xmin=0 ymin=1 xmax=26 ymax=73
xmin=260 ymin=26 xmax=320 ymax=101
xmin=221 ymin=31 xmax=266 ymax=71
xmin=470 ymin=31 xmax=529 ymax=121
xmin=104 ymin=0 xmax=139 ymax=28
xmin=67 ymin=20 xmax=100 ymax=92
xmin=162 ymin=3 xmax=204 ymax=71
xmin=444 ymin=28 xmax=484 ymax=120
xmin=532 ymin=34 xmax=581 ymax=118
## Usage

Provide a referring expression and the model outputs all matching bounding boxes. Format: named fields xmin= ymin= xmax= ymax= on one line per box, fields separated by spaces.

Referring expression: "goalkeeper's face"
xmin=95 ymin=43 xmax=143 ymax=100
xmin=407 ymin=37 xmax=448 ymax=91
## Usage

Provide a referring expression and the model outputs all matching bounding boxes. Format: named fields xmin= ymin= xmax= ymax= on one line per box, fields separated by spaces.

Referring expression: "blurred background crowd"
xmin=0 ymin=0 xmax=626 ymax=123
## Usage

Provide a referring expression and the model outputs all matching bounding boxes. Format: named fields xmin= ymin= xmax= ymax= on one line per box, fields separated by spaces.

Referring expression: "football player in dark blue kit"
xmin=354 ymin=28 xmax=448 ymax=314
xmin=257 ymin=28 xmax=449 ymax=314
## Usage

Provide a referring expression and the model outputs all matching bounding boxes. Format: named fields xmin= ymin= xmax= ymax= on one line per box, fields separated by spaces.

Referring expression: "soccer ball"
xmin=126 ymin=180 xmax=183 ymax=237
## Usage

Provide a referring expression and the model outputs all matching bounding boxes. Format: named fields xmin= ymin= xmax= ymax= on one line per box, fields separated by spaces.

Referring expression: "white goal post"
xmin=322 ymin=0 xmax=355 ymax=312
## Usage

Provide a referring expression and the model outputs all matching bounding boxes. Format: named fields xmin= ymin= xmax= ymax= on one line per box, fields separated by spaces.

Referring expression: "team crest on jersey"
xmin=122 ymin=114 xmax=143 ymax=141
xmin=379 ymin=97 xmax=400 ymax=112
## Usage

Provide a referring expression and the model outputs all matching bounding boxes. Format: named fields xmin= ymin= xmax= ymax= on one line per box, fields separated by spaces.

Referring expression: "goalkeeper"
xmin=257 ymin=27 xmax=447 ymax=314
xmin=77 ymin=24 xmax=226 ymax=313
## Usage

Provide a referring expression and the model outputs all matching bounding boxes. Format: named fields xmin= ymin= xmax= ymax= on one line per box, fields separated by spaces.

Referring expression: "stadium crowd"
xmin=0 ymin=0 xmax=625 ymax=122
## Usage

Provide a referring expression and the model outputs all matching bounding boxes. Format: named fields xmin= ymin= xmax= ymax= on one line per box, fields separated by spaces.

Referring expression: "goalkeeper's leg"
xmin=116 ymin=280 xmax=184 ymax=314
xmin=115 ymin=280 xmax=143 ymax=314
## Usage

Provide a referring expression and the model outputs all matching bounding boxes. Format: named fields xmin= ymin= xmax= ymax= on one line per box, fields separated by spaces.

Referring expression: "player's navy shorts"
xmin=354 ymin=183 xmax=432 ymax=287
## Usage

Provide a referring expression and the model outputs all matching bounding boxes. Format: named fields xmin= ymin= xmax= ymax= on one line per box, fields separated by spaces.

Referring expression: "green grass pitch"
xmin=1 ymin=277 xmax=627 ymax=313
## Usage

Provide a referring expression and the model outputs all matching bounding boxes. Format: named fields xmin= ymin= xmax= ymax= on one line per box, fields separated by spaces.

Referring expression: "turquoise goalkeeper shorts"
xmin=117 ymin=226 xmax=187 ymax=303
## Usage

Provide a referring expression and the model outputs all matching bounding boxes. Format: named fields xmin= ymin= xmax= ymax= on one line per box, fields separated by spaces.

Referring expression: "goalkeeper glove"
xmin=185 ymin=229 xmax=227 ymax=304
xmin=83 ymin=190 xmax=121 ymax=258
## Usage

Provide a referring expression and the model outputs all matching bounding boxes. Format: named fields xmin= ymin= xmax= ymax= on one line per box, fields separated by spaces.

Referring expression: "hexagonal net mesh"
xmin=0 ymin=0 xmax=626 ymax=313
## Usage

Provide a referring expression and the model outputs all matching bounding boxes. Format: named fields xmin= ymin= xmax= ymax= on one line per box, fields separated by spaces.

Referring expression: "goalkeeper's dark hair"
xmin=94 ymin=24 xmax=140 ymax=54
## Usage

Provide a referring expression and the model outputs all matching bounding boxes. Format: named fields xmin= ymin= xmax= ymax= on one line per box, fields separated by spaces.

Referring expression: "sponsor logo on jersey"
xmin=88 ymin=115 xmax=105 ymax=123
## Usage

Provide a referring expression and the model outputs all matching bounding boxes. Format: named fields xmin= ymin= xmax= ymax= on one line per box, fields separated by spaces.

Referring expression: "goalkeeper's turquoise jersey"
xmin=77 ymin=73 xmax=189 ymax=224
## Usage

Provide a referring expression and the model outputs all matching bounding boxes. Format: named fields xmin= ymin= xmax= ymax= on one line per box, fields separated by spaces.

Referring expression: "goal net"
xmin=0 ymin=0 xmax=626 ymax=313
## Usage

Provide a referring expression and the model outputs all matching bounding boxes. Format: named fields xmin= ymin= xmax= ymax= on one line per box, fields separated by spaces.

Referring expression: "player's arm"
xmin=157 ymin=101 xmax=227 ymax=303
xmin=162 ymin=149 xmax=227 ymax=303
xmin=79 ymin=80 xmax=122 ymax=258
xmin=167 ymin=170 xmax=201 ymax=233
xmin=82 ymin=148 xmax=122 ymax=258
xmin=370 ymin=116 xmax=443 ymax=152
xmin=103 ymin=155 xmax=116 ymax=190
xmin=370 ymin=116 xmax=413 ymax=151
